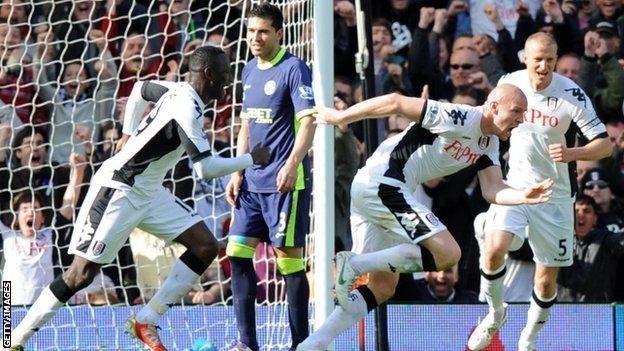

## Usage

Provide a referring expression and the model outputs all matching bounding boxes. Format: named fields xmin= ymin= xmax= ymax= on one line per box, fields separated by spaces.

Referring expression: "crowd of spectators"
xmin=1 ymin=0 xmax=623 ymax=306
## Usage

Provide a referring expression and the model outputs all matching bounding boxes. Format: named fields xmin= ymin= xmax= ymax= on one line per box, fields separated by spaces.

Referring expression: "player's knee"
xmin=484 ymin=244 xmax=507 ymax=265
xmin=63 ymin=261 xmax=99 ymax=291
xmin=535 ymin=277 xmax=558 ymax=297
xmin=434 ymin=241 xmax=461 ymax=271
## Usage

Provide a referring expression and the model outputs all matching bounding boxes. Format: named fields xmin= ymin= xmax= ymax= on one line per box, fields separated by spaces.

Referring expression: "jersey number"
xmin=558 ymin=239 xmax=567 ymax=256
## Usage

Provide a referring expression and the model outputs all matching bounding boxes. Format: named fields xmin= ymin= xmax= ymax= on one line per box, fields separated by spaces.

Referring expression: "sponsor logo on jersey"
xmin=396 ymin=211 xmax=421 ymax=240
xmin=447 ymin=109 xmax=467 ymax=126
xmin=524 ymin=109 xmax=560 ymax=127
xmin=92 ymin=241 xmax=106 ymax=256
xmin=264 ymin=80 xmax=277 ymax=95
xmin=564 ymin=87 xmax=587 ymax=108
xmin=425 ymin=213 xmax=440 ymax=226
xmin=478 ymin=136 xmax=490 ymax=150
xmin=245 ymin=108 xmax=273 ymax=124
xmin=547 ymin=97 xmax=558 ymax=111
xmin=298 ymin=86 xmax=314 ymax=100
xmin=443 ymin=140 xmax=482 ymax=164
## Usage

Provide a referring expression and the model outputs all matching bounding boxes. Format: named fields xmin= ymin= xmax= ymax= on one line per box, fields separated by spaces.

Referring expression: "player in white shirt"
xmin=297 ymin=84 xmax=555 ymax=351
xmin=10 ymin=47 xmax=270 ymax=351
xmin=468 ymin=33 xmax=612 ymax=351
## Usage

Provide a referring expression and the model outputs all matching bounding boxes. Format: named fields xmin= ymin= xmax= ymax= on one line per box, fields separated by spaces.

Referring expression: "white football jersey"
xmin=1 ymin=227 xmax=54 ymax=305
xmin=94 ymin=82 xmax=210 ymax=204
xmin=355 ymin=100 xmax=500 ymax=192
xmin=499 ymin=70 xmax=607 ymax=201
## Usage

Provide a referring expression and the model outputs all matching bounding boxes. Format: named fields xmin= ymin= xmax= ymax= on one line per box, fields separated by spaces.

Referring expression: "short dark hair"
xmin=248 ymin=2 xmax=283 ymax=30
xmin=372 ymin=18 xmax=391 ymax=34
xmin=188 ymin=46 xmax=226 ymax=72
xmin=12 ymin=125 xmax=49 ymax=151
xmin=576 ymin=194 xmax=599 ymax=213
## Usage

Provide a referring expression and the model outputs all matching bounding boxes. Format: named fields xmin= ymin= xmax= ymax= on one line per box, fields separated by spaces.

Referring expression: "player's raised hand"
xmin=226 ymin=172 xmax=243 ymax=207
xmin=315 ymin=106 xmax=343 ymax=125
xmin=523 ymin=178 xmax=554 ymax=204
xmin=548 ymin=143 xmax=572 ymax=163
xmin=250 ymin=142 xmax=271 ymax=165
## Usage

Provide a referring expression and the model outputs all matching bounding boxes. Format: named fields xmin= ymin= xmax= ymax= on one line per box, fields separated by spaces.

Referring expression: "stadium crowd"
xmin=0 ymin=0 xmax=623 ymax=310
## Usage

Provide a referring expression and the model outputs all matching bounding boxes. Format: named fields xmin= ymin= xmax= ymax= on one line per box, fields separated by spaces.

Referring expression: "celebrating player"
xmin=224 ymin=3 xmax=316 ymax=351
xmin=467 ymin=33 xmax=612 ymax=351
xmin=297 ymin=84 xmax=554 ymax=351
xmin=10 ymin=46 xmax=270 ymax=351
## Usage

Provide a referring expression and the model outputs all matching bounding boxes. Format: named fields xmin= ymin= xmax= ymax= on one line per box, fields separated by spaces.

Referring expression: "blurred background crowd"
xmin=0 ymin=0 xmax=623 ymax=307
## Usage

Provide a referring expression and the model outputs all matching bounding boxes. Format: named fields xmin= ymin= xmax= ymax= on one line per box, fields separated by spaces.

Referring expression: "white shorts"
xmin=350 ymin=181 xmax=447 ymax=254
xmin=69 ymin=184 xmax=201 ymax=264
xmin=487 ymin=201 xmax=574 ymax=267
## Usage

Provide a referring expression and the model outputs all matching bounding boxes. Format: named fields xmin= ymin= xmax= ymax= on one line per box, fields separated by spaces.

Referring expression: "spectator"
xmin=163 ymin=0 xmax=207 ymax=55
xmin=2 ymin=153 xmax=86 ymax=305
xmin=449 ymin=48 xmax=491 ymax=98
xmin=558 ymin=195 xmax=624 ymax=302
xmin=601 ymin=120 xmax=624 ymax=190
xmin=117 ymin=31 xmax=163 ymax=97
xmin=556 ymin=53 xmax=582 ymax=82
xmin=579 ymin=22 xmax=624 ymax=122
xmin=334 ymin=1 xmax=357 ymax=79
xmin=372 ymin=18 xmax=413 ymax=96
xmin=582 ymin=167 xmax=624 ymax=233
xmin=589 ymin=0 xmax=623 ymax=27
xmin=419 ymin=265 xmax=479 ymax=302
xmin=33 ymin=29 xmax=118 ymax=165
xmin=478 ymin=4 xmax=523 ymax=72
xmin=373 ymin=0 xmax=425 ymax=57
xmin=575 ymin=0 xmax=600 ymax=29
xmin=577 ymin=159 xmax=601 ymax=189
xmin=0 ymin=126 xmax=70 ymax=222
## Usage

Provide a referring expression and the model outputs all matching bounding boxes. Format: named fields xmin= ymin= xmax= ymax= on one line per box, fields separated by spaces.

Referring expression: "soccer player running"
xmin=9 ymin=46 xmax=270 ymax=351
xmin=297 ymin=84 xmax=554 ymax=351
xmin=467 ymin=33 xmax=611 ymax=351
xmin=224 ymin=3 xmax=316 ymax=351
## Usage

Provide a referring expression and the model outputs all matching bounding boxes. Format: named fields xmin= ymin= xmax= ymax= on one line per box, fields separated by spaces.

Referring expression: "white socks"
xmin=350 ymin=243 xmax=425 ymax=274
xmin=136 ymin=258 xmax=200 ymax=324
xmin=480 ymin=264 xmax=507 ymax=320
xmin=301 ymin=289 xmax=369 ymax=349
xmin=520 ymin=291 xmax=556 ymax=344
xmin=12 ymin=287 xmax=64 ymax=346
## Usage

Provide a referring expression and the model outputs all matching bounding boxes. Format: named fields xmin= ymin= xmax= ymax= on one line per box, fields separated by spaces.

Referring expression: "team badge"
xmin=264 ymin=80 xmax=277 ymax=95
xmin=478 ymin=136 xmax=490 ymax=150
xmin=425 ymin=213 xmax=440 ymax=226
xmin=92 ymin=241 xmax=106 ymax=256
xmin=547 ymin=97 xmax=558 ymax=111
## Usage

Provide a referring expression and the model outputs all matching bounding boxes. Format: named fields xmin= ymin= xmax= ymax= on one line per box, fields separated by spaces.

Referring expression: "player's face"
xmin=575 ymin=203 xmax=597 ymax=238
xmin=204 ymin=53 xmax=231 ymax=100
xmin=247 ymin=17 xmax=283 ymax=60
xmin=524 ymin=41 xmax=557 ymax=91
xmin=17 ymin=200 xmax=45 ymax=237
xmin=491 ymin=100 xmax=527 ymax=141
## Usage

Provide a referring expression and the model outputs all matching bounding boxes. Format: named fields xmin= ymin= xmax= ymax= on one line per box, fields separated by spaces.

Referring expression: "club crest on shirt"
xmin=264 ymin=80 xmax=277 ymax=95
xmin=92 ymin=241 xmax=106 ymax=256
xmin=478 ymin=136 xmax=490 ymax=150
xmin=547 ymin=96 xmax=558 ymax=111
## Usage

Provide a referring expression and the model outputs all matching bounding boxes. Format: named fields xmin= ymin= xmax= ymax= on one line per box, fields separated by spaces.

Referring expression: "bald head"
xmin=487 ymin=84 xmax=527 ymax=108
xmin=525 ymin=32 xmax=558 ymax=53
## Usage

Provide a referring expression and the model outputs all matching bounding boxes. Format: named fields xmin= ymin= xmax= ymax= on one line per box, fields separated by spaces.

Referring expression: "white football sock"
xmin=136 ymin=258 xmax=200 ymax=324
xmin=301 ymin=289 xmax=369 ymax=349
xmin=350 ymin=244 xmax=425 ymax=274
xmin=480 ymin=264 xmax=507 ymax=319
xmin=521 ymin=291 xmax=556 ymax=344
xmin=12 ymin=287 xmax=64 ymax=346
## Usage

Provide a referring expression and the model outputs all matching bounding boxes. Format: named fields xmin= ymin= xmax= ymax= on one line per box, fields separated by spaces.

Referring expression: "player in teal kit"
xmin=224 ymin=3 xmax=316 ymax=351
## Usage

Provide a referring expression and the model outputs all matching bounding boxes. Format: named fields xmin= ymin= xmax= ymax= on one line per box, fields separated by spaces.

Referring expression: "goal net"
xmin=1 ymin=0 xmax=314 ymax=349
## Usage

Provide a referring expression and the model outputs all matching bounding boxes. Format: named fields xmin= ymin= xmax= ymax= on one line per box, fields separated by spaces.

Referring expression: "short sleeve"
xmin=288 ymin=60 xmax=316 ymax=120
xmin=567 ymin=87 xmax=607 ymax=141
xmin=175 ymin=98 xmax=212 ymax=163
xmin=422 ymin=100 xmax=477 ymax=135
xmin=477 ymin=137 xmax=501 ymax=170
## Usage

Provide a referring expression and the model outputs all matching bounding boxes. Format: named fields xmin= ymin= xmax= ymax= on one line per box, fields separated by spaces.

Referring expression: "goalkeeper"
xmin=10 ymin=46 xmax=270 ymax=351
xmin=224 ymin=3 xmax=316 ymax=351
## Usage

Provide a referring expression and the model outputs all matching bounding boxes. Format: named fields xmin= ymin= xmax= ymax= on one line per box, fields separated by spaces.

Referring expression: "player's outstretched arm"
xmin=548 ymin=136 xmax=612 ymax=163
xmin=193 ymin=143 xmax=270 ymax=180
xmin=316 ymin=93 xmax=426 ymax=126
xmin=478 ymin=165 xmax=554 ymax=205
